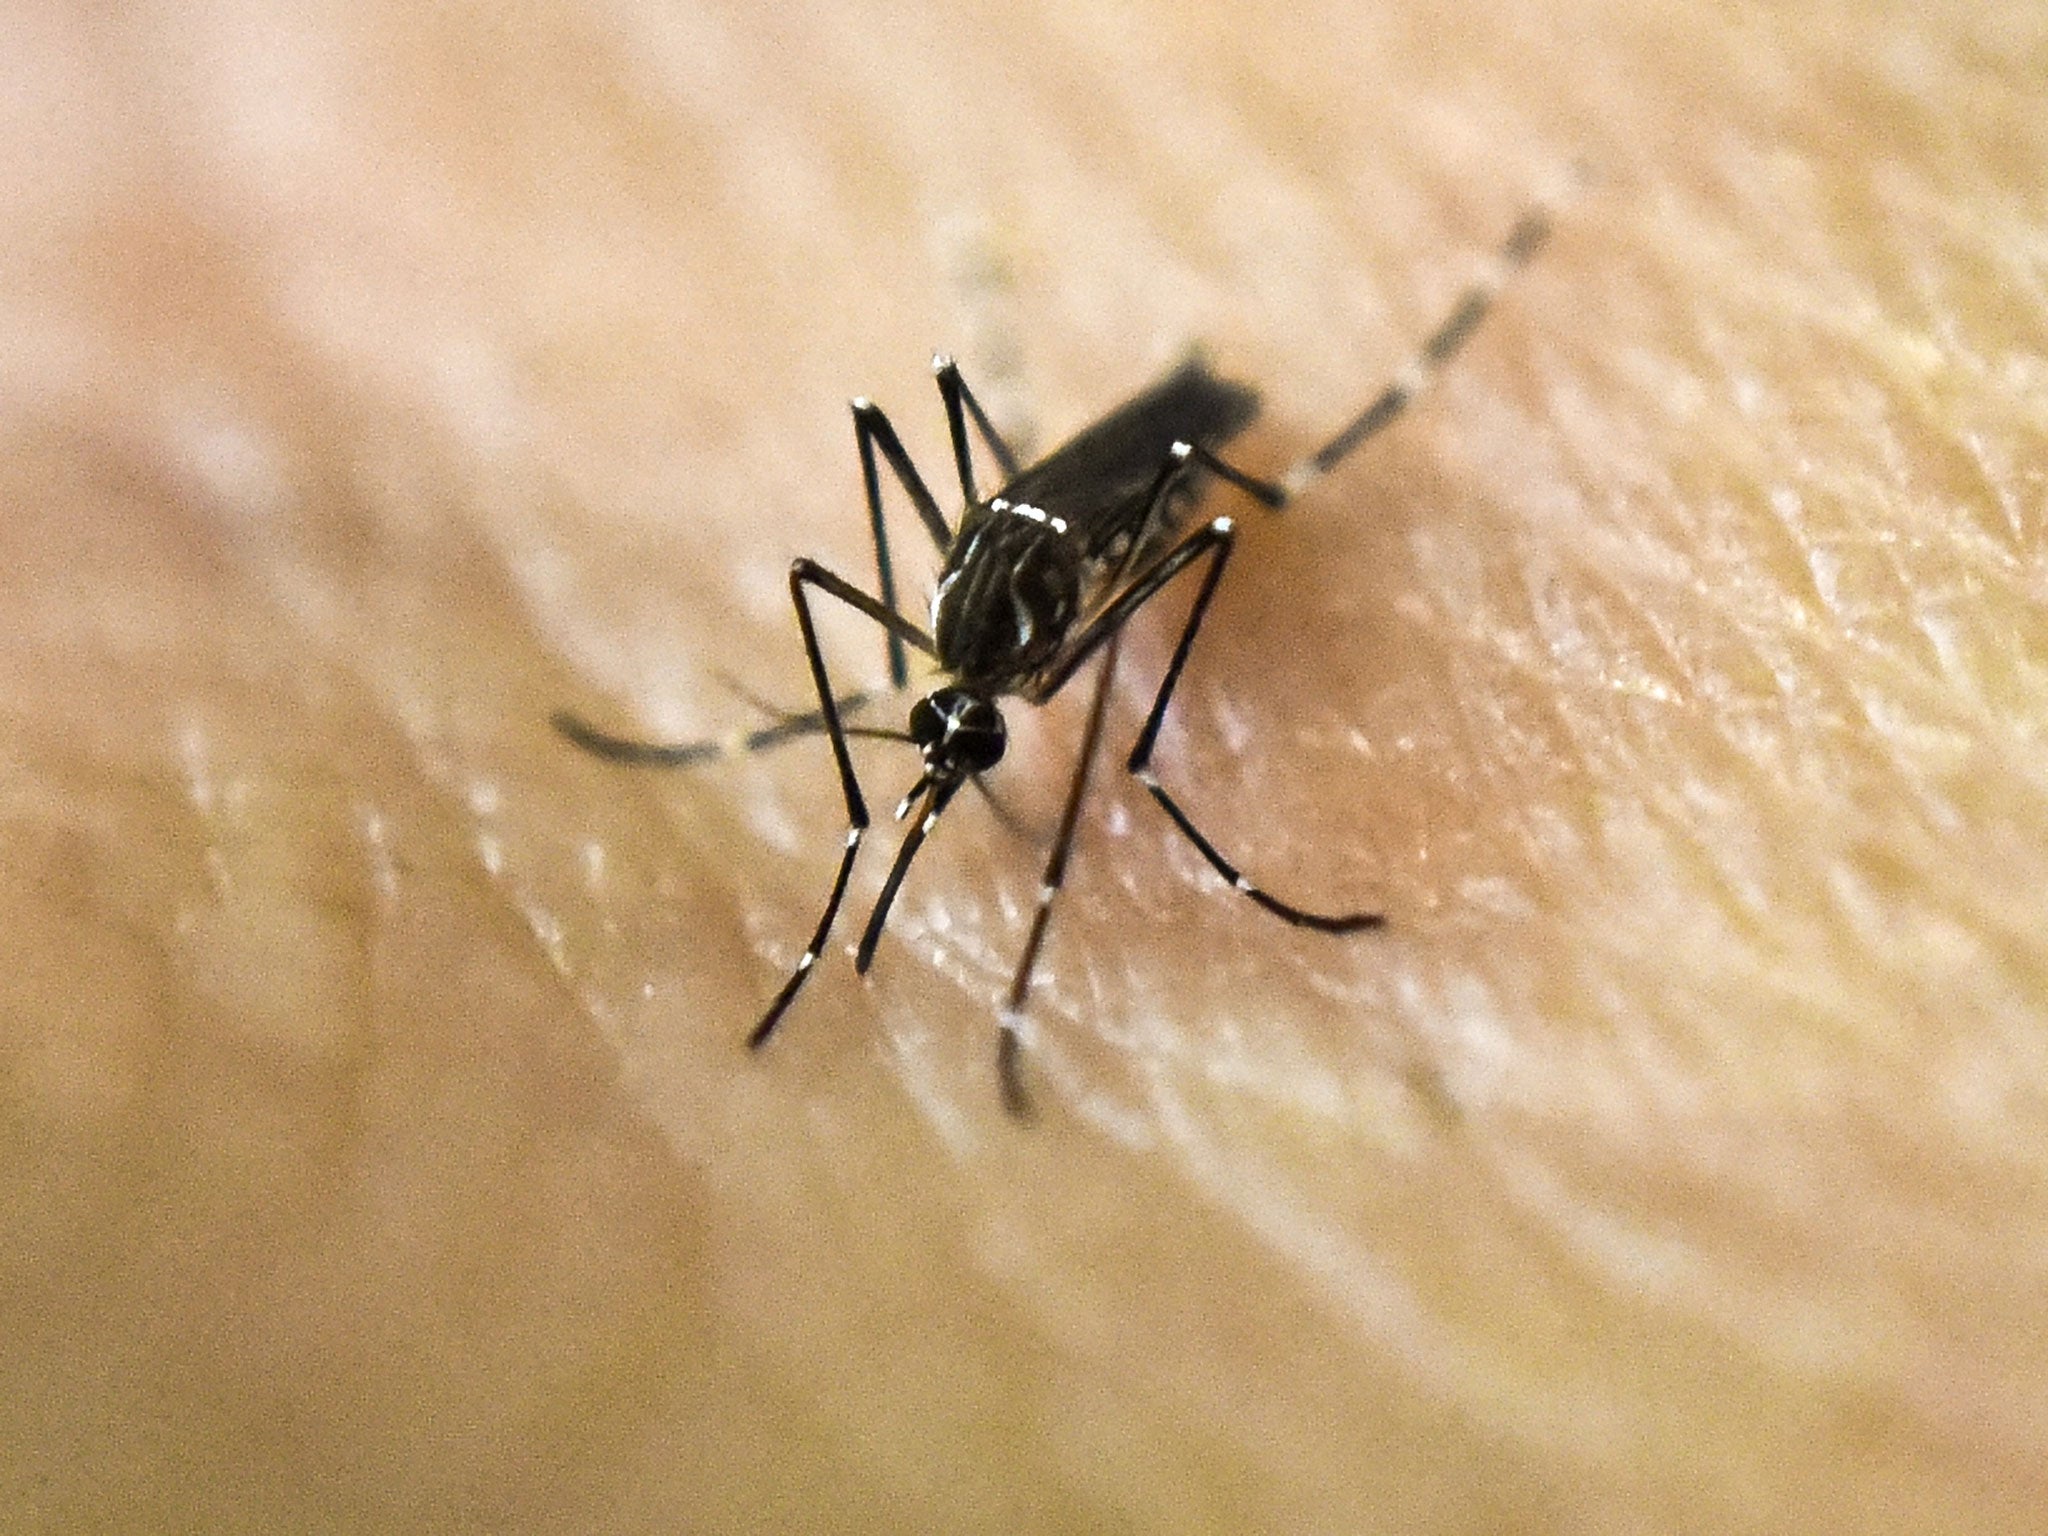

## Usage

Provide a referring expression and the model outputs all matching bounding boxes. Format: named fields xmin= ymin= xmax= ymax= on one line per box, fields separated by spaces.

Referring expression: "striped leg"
xmin=748 ymin=558 xmax=936 ymax=1049
xmin=1121 ymin=519 xmax=1384 ymax=933
xmin=996 ymin=628 xmax=1125 ymax=1118
xmin=1280 ymin=179 xmax=1577 ymax=498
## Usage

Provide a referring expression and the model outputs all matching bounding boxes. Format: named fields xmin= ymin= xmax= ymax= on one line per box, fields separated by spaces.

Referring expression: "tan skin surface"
xmin=4 ymin=0 xmax=2045 ymax=1529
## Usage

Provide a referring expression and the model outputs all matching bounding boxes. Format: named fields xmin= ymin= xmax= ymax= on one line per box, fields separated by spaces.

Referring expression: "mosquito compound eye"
xmin=950 ymin=705 xmax=1007 ymax=773
xmin=907 ymin=693 xmax=946 ymax=749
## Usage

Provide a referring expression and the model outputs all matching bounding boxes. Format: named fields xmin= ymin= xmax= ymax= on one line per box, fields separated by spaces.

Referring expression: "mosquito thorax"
xmin=908 ymin=686 xmax=1007 ymax=776
xmin=930 ymin=504 xmax=1083 ymax=686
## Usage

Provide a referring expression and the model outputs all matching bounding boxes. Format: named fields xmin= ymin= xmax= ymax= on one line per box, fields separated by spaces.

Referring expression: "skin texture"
xmin=3 ymin=0 xmax=2045 ymax=1530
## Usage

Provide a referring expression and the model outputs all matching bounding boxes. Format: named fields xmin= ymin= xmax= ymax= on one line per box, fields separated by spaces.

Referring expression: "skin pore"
xmin=3 ymin=0 xmax=2044 ymax=1529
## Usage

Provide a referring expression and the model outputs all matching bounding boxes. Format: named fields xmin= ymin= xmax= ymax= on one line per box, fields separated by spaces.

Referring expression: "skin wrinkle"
xmin=3 ymin=0 xmax=2047 ymax=1531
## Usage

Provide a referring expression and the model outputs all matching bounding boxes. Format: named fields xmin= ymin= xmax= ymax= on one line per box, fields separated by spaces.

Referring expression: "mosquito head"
xmin=908 ymin=685 xmax=1007 ymax=780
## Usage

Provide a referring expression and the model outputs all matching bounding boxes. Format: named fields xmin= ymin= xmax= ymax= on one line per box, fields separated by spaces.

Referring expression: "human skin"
xmin=3 ymin=0 xmax=2045 ymax=1530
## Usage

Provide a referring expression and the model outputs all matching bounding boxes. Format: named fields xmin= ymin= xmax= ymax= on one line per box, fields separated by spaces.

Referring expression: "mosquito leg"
xmin=551 ymin=689 xmax=885 ymax=768
xmin=852 ymin=398 xmax=953 ymax=689
xmin=852 ymin=775 xmax=964 ymax=976
xmin=933 ymin=354 xmax=1022 ymax=502
xmin=715 ymin=670 xmax=879 ymax=725
xmin=1107 ymin=187 xmax=1572 ymax=521
xmin=551 ymin=709 xmax=729 ymax=767
xmin=713 ymin=679 xmax=915 ymax=750
xmin=1280 ymin=183 xmax=1574 ymax=497
xmin=1175 ymin=440 xmax=1291 ymax=509
xmin=996 ymin=628 xmax=1124 ymax=1119
xmin=748 ymin=559 xmax=938 ymax=1049
xmin=1122 ymin=519 xmax=1384 ymax=933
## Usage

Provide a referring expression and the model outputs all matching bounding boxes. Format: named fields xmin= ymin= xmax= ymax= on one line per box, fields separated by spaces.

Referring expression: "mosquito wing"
xmin=997 ymin=356 xmax=1260 ymax=561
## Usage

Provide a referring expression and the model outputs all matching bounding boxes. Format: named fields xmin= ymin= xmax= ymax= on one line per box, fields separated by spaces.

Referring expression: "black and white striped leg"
xmin=852 ymin=397 xmax=953 ymax=689
xmin=853 ymin=774 xmax=965 ymax=975
xmin=933 ymin=354 xmax=1021 ymax=505
xmin=996 ymin=627 xmax=1125 ymax=1118
xmin=748 ymin=558 xmax=938 ymax=1050
xmin=1123 ymin=520 xmax=1384 ymax=934
xmin=1280 ymin=190 xmax=1568 ymax=498
xmin=1175 ymin=440 xmax=1291 ymax=509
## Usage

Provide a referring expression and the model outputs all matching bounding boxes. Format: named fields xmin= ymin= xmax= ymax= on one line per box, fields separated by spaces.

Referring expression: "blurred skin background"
xmin=3 ymin=0 xmax=2045 ymax=1529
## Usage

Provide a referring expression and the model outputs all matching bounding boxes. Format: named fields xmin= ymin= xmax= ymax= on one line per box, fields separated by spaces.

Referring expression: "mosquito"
xmin=555 ymin=190 xmax=1566 ymax=1116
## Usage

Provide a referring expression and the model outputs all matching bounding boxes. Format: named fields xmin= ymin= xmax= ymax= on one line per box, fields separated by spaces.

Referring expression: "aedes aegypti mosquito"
xmin=555 ymin=190 xmax=1564 ymax=1116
